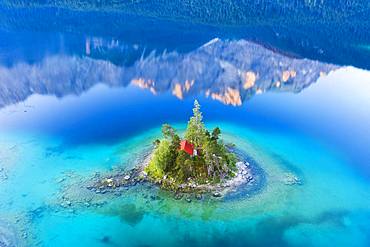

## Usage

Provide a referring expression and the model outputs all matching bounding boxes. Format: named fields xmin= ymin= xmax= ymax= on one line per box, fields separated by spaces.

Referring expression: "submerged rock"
xmin=100 ymin=236 xmax=111 ymax=244
xmin=174 ymin=193 xmax=183 ymax=200
xmin=283 ymin=173 xmax=301 ymax=185
xmin=195 ymin=194 xmax=203 ymax=200
xmin=114 ymin=204 xmax=145 ymax=227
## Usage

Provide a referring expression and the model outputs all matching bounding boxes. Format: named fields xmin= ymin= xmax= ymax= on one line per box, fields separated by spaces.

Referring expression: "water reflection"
xmin=0 ymin=38 xmax=337 ymax=108
xmin=1 ymin=2 xmax=369 ymax=69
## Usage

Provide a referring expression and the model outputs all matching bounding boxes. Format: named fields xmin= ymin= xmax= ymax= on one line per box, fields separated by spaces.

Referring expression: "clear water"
xmin=0 ymin=2 xmax=370 ymax=247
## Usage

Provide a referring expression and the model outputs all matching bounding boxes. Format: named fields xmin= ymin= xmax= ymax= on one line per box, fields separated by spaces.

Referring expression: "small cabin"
xmin=180 ymin=140 xmax=194 ymax=156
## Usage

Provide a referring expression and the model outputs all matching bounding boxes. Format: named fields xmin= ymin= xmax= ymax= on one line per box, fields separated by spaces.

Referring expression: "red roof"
xmin=180 ymin=140 xmax=194 ymax=155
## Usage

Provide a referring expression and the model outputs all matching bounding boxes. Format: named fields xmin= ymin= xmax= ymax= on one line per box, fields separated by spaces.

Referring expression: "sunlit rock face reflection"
xmin=132 ymin=38 xmax=338 ymax=106
xmin=0 ymin=38 xmax=338 ymax=108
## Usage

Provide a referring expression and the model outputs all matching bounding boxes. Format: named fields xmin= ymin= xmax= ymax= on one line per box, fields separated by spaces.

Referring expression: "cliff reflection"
xmin=0 ymin=38 xmax=337 ymax=108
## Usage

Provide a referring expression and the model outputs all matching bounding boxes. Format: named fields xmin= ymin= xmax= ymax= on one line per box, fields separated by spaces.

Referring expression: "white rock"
xmin=213 ymin=192 xmax=222 ymax=197
xmin=236 ymin=162 xmax=244 ymax=167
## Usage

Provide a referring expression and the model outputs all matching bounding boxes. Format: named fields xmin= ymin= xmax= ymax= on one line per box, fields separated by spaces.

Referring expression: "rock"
xmin=101 ymin=178 xmax=114 ymax=187
xmin=235 ymin=162 xmax=242 ymax=168
xmin=283 ymin=173 xmax=300 ymax=185
xmin=186 ymin=198 xmax=192 ymax=203
xmin=196 ymin=194 xmax=203 ymax=200
xmin=213 ymin=192 xmax=222 ymax=197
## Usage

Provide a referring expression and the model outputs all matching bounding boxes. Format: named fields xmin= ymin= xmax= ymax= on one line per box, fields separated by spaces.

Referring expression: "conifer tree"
xmin=185 ymin=100 xmax=206 ymax=148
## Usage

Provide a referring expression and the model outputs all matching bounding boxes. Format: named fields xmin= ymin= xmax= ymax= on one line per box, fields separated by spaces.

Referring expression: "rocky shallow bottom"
xmin=53 ymin=146 xmax=280 ymax=214
xmin=0 ymin=137 xmax=304 ymax=247
xmin=0 ymin=221 xmax=18 ymax=247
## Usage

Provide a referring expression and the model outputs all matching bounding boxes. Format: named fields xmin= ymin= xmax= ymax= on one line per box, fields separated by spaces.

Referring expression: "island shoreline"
xmin=89 ymin=146 xmax=258 ymax=200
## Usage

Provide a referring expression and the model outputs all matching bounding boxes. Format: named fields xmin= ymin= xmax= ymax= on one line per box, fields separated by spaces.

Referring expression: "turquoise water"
xmin=1 ymin=66 xmax=370 ymax=246
xmin=1 ymin=119 xmax=370 ymax=246
xmin=0 ymin=2 xmax=370 ymax=246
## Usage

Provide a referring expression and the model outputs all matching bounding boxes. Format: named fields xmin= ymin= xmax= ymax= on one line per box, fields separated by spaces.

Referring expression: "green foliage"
xmin=147 ymin=100 xmax=237 ymax=188
xmin=212 ymin=127 xmax=221 ymax=140
xmin=153 ymin=139 xmax=160 ymax=147
xmin=145 ymin=140 xmax=171 ymax=179
xmin=162 ymin=124 xmax=176 ymax=140
xmin=185 ymin=100 xmax=206 ymax=148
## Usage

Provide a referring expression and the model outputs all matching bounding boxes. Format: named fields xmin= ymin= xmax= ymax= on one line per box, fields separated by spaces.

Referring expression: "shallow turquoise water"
xmin=1 ymin=76 xmax=370 ymax=246
xmin=1 ymin=122 xmax=370 ymax=246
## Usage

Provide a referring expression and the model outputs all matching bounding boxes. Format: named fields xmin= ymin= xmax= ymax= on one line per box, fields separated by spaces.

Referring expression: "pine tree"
xmin=185 ymin=100 xmax=206 ymax=148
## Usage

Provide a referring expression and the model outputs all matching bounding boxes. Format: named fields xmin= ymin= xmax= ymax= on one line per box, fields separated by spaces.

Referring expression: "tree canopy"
xmin=145 ymin=100 xmax=236 ymax=187
xmin=185 ymin=100 xmax=206 ymax=148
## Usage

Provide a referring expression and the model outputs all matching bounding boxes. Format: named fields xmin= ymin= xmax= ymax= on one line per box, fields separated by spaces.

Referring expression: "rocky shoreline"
xmin=86 ymin=149 xmax=255 ymax=199
xmin=86 ymin=153 xmax=152 ymax=196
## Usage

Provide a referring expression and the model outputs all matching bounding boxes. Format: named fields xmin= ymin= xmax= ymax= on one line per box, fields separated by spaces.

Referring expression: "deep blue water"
xmin=0 ymin=2 xmax=370 ymax=247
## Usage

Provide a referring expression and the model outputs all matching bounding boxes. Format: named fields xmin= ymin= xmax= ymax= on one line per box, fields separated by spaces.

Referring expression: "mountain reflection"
xmin=0 ymin=38 xmax=337 ymax=108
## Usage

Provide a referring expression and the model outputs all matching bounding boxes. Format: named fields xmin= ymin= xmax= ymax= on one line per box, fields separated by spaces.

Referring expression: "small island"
xmin=144 ymin=100 xmax=244 ymax=194
xmin=88 ymin=100 xmax=255 ymax=199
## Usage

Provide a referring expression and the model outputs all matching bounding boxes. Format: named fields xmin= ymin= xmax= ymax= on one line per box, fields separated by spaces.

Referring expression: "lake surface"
xmin=0 ymin=2 xmax=370 ymax=247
